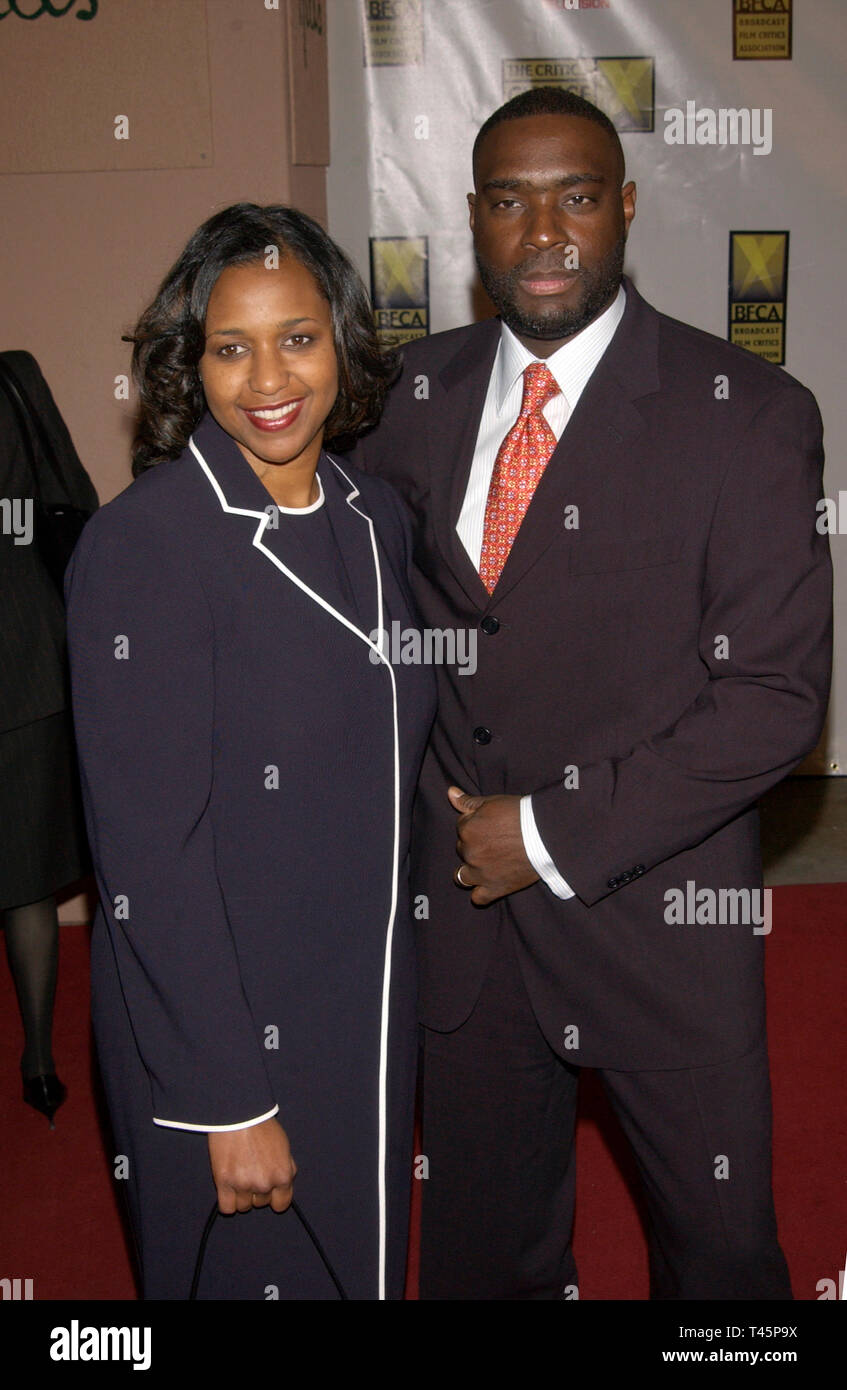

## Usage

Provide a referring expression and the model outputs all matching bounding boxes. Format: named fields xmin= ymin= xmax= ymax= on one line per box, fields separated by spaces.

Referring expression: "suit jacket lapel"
xmin=491 ymin=285 xmax=660 ymax=604
xmin=432 ymin=280 xmax=661 ymax=610
xmin=430 ymin=320 xmax=500 ymax=611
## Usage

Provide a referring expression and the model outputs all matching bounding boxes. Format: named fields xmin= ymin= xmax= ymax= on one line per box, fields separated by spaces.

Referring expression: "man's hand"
xmin=449 ymin=785 xmax=539 ymax=905
xmin=208 ymin=1116 xmax=296 ymax=1215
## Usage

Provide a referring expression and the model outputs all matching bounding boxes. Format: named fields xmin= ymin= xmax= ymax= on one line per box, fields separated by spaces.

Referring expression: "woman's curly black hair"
xmin=124 ymin=203 xmax=398 ymax=475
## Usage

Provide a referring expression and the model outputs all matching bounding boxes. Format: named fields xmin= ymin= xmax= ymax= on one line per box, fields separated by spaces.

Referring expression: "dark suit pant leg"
xmin=599 ymin=1036 xmax=792 ymax=1300
xmin=419 ymin=916 xmax=579 ymax=1300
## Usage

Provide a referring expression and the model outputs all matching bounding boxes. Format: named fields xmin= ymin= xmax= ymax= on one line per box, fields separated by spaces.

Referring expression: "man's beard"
xmin=474 ymin=234 xmax=626 ymax=341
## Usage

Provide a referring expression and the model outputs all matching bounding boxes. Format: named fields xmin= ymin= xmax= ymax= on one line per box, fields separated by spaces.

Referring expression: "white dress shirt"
xmin=456 ymin=286 xmax=626 ymax=900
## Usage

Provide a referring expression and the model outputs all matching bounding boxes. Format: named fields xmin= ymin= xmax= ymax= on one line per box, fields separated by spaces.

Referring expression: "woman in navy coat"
xmin=64 ymin=205 xmax=436 ymax=1299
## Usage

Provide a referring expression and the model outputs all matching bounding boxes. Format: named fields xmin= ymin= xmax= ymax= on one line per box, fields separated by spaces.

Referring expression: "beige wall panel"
xmin=0 ymin=0 xmax=212 ymax=173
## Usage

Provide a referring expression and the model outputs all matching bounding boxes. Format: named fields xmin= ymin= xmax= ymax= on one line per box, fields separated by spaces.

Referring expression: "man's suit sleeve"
xmin=531 ymin=382 xmax=833 ymax=908
xmin=65 ymin=505 xmax=278 ymax=1129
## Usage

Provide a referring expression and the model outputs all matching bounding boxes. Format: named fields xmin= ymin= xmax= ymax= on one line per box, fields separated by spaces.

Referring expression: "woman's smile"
xmin=240 ymin=398 xmax=305 ymax=431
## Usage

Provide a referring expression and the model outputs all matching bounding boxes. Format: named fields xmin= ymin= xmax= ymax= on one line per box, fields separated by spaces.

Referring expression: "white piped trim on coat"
xmin=188 ymin=436 xmax=399 ymax=1300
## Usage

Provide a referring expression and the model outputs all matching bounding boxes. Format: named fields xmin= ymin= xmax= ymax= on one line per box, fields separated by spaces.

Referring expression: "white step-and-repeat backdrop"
xmin=327 ymin=0 xmax=846 ymax=775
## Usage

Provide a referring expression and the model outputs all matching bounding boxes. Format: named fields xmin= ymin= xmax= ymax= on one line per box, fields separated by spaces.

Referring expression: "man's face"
xmin=468 ymin=113 xmax=636 ymax=354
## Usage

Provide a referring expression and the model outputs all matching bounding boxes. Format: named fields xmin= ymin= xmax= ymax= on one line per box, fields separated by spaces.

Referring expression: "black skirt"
xmin=0 ymin=708 xmax=90 ymax=911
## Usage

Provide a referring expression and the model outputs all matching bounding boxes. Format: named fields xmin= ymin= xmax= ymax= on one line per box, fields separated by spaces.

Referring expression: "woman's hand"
xmin=207 ymin=1117 xmax=296 ymax=1215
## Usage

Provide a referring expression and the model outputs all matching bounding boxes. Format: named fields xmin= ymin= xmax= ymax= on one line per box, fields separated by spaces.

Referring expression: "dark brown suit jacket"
xmin=347 ymin=278 xmax=832 ymax=1069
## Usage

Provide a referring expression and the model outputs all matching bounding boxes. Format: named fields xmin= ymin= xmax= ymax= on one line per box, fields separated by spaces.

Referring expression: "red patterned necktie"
xmin=478 ymin=362 xmax=562 ymax=594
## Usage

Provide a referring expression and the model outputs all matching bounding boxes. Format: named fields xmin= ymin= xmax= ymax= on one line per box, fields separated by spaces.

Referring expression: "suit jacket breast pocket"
xmin=567 ymin=531 xmax=685 ymax=577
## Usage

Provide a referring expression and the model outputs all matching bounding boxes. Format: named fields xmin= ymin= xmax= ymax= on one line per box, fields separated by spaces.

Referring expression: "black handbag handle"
xmin=190 ymin=1197 xmax=349 ymax=1301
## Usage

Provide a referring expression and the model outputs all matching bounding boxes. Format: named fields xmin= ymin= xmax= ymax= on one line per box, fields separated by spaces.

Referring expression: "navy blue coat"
xmin=65 ymin=411 xmax=436 ymax=1299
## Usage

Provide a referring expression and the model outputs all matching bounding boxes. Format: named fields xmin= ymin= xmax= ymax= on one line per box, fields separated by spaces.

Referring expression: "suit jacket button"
xmin=634 ymin=864 xmax=645 ymax=874
xmin=473 ymin=726 xmax=492 ymax=745
xmin=481 ymin=616 xmax=500 ymax=635
xmin=607 ymin=877 xmax=619 ymax=889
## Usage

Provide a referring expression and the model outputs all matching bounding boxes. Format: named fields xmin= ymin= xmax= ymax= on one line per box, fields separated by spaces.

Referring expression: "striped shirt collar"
xmin=494 ymin=283 xmax=626 ymax=414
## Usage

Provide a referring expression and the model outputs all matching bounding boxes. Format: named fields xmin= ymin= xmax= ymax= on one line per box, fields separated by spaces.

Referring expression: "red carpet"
xmin=2 ymin=883 xmax=844 ymax=1300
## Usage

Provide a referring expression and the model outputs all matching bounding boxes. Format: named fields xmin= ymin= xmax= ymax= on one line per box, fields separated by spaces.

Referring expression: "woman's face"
xmin=199 ymin=257 xmax=339 ymax=484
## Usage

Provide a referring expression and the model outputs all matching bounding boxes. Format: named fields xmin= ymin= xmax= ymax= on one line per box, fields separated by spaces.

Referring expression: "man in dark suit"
xmin=349 ymin=86 xmax=832 ymax=1300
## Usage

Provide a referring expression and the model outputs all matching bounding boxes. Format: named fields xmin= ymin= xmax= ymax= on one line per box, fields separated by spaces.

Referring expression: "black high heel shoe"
xmin=22 ymin=1073 xmax=67 ymax=1128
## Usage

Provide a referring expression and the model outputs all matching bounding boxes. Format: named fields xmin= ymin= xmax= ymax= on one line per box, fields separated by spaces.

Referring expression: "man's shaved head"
xmin=473 ymin=85 xmax=625 ymax=187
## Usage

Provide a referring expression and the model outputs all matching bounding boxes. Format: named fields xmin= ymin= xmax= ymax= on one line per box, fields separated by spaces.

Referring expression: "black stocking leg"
xmin=3 ymin=895 xmax=60 ymax=1079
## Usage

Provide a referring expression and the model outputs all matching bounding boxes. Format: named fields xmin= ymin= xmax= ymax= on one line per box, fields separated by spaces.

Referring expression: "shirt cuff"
xmin=520 ymin=795 xmax=575 ymax=900
xmin=152 ymin=1103 xmax=279 ymax=1133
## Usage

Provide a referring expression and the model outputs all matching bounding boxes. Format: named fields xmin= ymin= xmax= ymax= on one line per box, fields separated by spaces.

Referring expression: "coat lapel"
xmin=320 ymin=453 xmax=383 ymax=640
xmin=188 ymin=412 xmax=383 ymax=650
